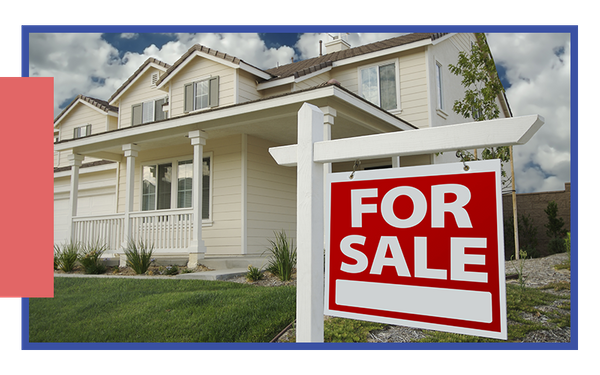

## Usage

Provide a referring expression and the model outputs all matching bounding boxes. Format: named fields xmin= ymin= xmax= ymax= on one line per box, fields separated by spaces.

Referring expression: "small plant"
xmin=246 ymin=265 xmax=264 ymax=281
xmin=54 ymin=241 xmax=80 ymax=272
xmin=511 ymin=249 xmax=528 ymax=289
xmin=160 ymin=265 xmax=179 ymax=276
xmin=264 ymin=230 xmax=297 ymax=282
xmin=124 ymin=239 xmax=155 ymax=274
xmin=79 ymin=240 xmax=108 ymax=274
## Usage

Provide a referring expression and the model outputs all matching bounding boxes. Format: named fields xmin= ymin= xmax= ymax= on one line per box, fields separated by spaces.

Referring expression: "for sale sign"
xmin=324 ymin=160 xmax=507 ymax=340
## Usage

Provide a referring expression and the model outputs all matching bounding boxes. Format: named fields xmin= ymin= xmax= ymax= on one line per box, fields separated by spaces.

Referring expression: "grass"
xmin=29 ymin=278 xmax=296 ymax=343
xmin=31 ymin=277 xmax=569 ymax=344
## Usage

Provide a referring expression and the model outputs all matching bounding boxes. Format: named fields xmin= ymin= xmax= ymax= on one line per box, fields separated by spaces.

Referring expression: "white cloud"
xmin=30 ymin=33 xmax=297 ymax=118
xmin=120 ymin=33 xmax=137 ymax=39
xmin=29 ymin=33 xmax=123 ymax=117
xmin=487 ymin=33 xmax=571 ymax=193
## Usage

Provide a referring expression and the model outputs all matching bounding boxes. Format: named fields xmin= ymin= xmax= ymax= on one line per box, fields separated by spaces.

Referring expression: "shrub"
xmin=54 ymin=241 xmax=80 ymax=272
xmin=79 ymin=240 xmax=108 ymax=274
xmin=544 ymin=201 xmax=568 ymax=255
xmin=246 ymin=265 xmax=264 ymax=281
xmin=264 ymin=230 xmax=297 ymax=281
xmin=504 ymin=213 xmax=539 ymax=259
xmin=124 ymin=239 xmax=155 ymax=274
xmin=160 ymin=265 xmax=179 ymax=276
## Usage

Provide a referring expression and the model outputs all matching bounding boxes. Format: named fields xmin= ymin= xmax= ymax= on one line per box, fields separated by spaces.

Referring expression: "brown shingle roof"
xmin=54 ymin=94 xmax=119 ymax=124
xmin=265 ymin=33 xmax=448 ymax=80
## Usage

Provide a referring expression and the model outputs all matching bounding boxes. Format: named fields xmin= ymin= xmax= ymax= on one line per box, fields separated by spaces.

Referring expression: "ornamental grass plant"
xmin=264 ymin=230 xmax=297 ymax=281
xmin=79 ymin=240 xmax=108 ymax=274
xmin=124 ymin=239 xmax=155 ymax=274
xmin=54 ymin=241 xmax=80 ymax=272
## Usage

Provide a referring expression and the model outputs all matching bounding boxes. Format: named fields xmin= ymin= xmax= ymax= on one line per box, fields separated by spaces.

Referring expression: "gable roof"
xmin=54 ymin=94 xmax=119 ymax=126
xmin=155 ymin=44 xmax=273 ymax=88
xmin=265 ymin=33 xmax=449 ymax=81
xmin=108 ymin=57 xmax=171 ymax=104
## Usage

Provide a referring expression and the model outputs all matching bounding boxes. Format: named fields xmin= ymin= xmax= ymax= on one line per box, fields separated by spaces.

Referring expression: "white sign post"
xmin=270 ymin=103 xmax=543 ymax=343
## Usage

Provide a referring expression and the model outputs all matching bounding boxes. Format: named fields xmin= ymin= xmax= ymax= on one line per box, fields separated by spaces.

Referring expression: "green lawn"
xmin=29 ymin=278 xmax=296 ymax=343
xmin=30 ymin=278 xmax=569 ymax=344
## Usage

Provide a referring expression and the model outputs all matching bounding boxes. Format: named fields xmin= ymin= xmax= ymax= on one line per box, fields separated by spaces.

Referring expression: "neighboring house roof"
xmin=265 ymin=33 xmax=449 ymax=81
xmin=54 ymin=94 xmax=119 ymax=125
xmin=108 ymin=57 xmax=171 ymax=104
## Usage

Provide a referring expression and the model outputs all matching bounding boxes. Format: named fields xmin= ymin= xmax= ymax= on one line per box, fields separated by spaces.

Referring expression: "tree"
xmin=448 ymin=33 xmax=510 ymax=169
xmin=544 ymin=200 xmax=567 ymax=238
xmin=449 ymin=33 xmax=519 ymax=258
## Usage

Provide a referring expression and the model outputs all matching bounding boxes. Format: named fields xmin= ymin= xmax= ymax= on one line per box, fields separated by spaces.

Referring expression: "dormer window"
xmin=184 ymin=76 xmax=219 ymax=113
xmin=132 ymin=97 xmax=167 ymax=126
xmin=73 ymin=124 xmax=92 ymax=139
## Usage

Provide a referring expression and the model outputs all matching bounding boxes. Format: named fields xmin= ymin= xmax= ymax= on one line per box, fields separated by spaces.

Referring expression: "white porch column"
xmin=296 ymin=103 xmax=325 ymax=342
xmin=121 ymin=144 xmax=140 ymax=266
xmin=187 ymin=130 xmax=209 ymax=268
xmin=67 ymin=153 xmax=84 ymax=242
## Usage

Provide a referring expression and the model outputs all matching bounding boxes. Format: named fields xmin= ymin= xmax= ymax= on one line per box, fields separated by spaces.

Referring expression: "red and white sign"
xmin=324 ymin=160 xmax=507 ymax=340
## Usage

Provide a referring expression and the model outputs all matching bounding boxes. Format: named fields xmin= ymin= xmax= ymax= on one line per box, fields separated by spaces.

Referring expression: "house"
xmin=53 ymin=32 xmax=511 ymax=267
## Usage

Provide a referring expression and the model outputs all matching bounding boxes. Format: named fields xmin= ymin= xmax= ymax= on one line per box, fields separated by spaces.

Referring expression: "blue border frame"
xmin=25 ymin=25 xmax=578 ymax=350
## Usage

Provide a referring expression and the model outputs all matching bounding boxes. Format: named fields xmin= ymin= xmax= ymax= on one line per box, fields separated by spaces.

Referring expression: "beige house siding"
xmin=246 ymin=135 xmax=297 ymax=255
xmin=293 ymin=71 xmax=331 ymax=90
xmin=238 ymin=70 xmax=263 ymax=103
xmin=398 ymin=48 xmax=429 ymax=128
xmin=56 ymin=103 xmax=110 ymax=167
xmin=204 ymin=135 xmax=242 ymax=255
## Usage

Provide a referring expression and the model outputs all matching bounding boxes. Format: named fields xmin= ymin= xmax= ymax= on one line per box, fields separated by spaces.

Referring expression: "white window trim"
xmin=139 ymin=153 xmax=213 ymax=225
xmin=357 ymin=58 xmax=401 ymax=115
xmin=73 ymin=124 xmax=92 ymax=139
xmin=186 ymin=75 xmax=213 ymax=114
xmin=435 ymin=60 xmax=448 ymax=119
xmin=141 ymin=95 xmax=169 ymax=124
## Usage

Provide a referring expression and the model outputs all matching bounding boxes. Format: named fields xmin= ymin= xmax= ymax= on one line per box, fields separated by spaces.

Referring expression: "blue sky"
xmin=27 ymin=30 xmax=572 ymax=195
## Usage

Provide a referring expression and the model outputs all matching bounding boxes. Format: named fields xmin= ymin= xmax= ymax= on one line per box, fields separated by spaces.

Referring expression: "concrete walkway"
xmin=54 ymin=255 xmax=268 ymax=281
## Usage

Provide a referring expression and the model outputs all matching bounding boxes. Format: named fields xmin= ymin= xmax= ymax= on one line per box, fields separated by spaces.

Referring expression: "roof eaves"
xmin=56 ymin=80 xmax=417 ymax=147
xmin=54 ymin=94 xmax=119 ymax=125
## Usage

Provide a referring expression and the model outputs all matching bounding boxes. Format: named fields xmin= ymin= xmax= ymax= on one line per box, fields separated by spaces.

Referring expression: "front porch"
xmin=55 ymin=84 xmax=416 ymax=268
xmin=72 ymin=209 xmax=194 ymax=263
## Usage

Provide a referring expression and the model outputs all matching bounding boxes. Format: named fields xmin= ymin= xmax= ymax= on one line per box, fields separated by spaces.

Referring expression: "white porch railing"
xmin=72 ymin=209 xmax=194 ymax=251
xmin=72 ymin=213 xmax=125 ymax=250
xmin=130 ymin=209 xmax=193 ymax=250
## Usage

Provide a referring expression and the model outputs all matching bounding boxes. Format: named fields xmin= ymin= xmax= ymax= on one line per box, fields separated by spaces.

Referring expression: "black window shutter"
xmin=209 ymin=76 xmax=219 ymax=108
xmin=184 ymin=83 xmax=193 ymax=113
xmin=132 ymin=104 xmax=143 ymax=126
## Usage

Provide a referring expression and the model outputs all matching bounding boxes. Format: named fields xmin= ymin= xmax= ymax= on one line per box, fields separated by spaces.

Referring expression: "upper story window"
xmin=184 ymin=76 xmax=219 ymax=113
xmin=359 ymin=61 xmax=399 ymax=112
xmin=132 ymin=97 xmax=167 ymax=126
xmin=435 ymin=61 xmax=444 ymax=110
xmin=73 ymin=124 xmax=92 ymax=139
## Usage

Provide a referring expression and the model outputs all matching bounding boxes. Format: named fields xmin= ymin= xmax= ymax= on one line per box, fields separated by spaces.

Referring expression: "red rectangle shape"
xmin=324 ymin=160 xmax=507 ymax=340
xmin=0 ymin=77 xmax=54 ymax=298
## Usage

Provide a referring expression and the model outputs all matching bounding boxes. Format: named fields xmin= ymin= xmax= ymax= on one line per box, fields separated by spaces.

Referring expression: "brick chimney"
xmin=325 ymin=33 xmax=350 ymax=54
